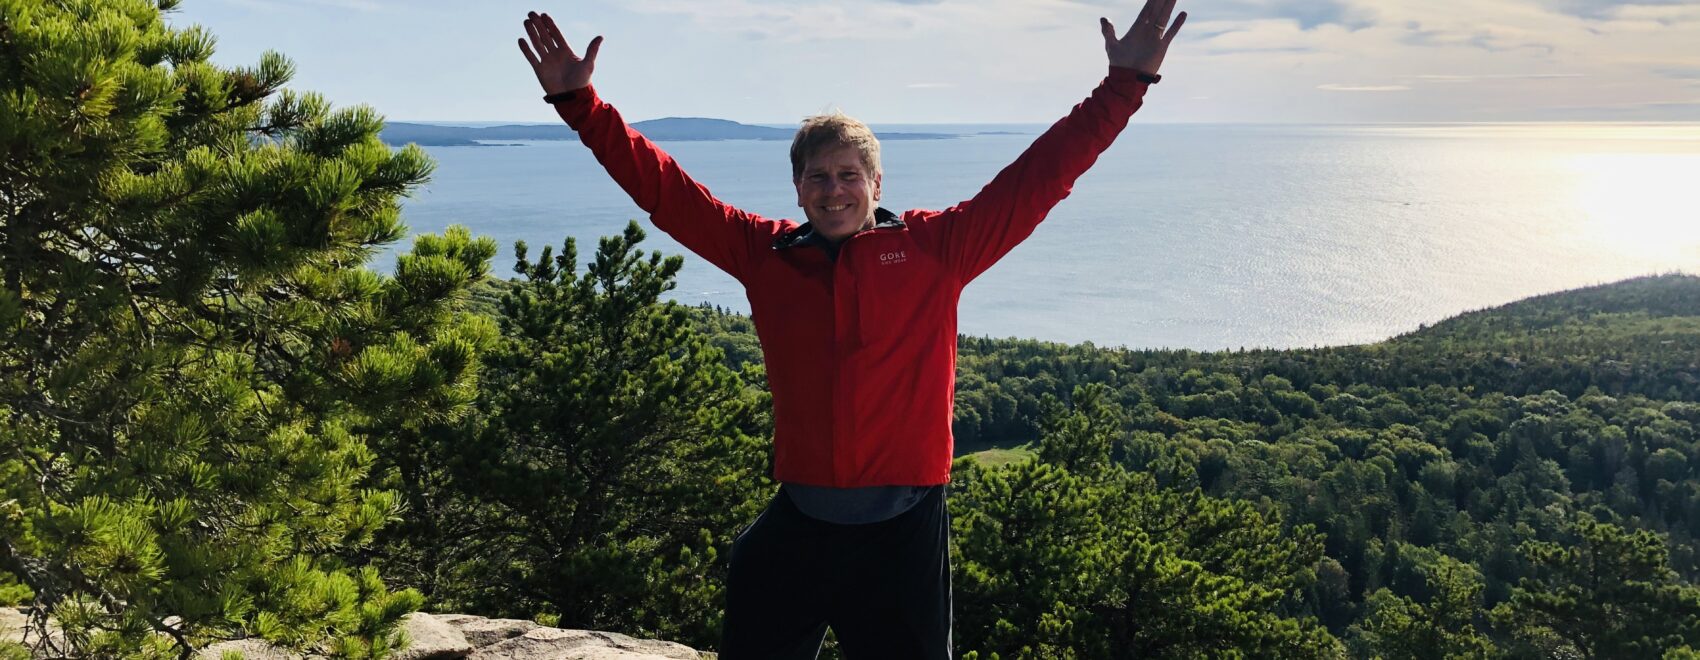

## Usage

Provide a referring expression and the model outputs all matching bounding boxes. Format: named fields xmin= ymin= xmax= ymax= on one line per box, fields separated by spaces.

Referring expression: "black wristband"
xmin=1134 ymin=71 xmax=1161 ymax=84
xmin=543 ymin=90 xmax=578 ymax=104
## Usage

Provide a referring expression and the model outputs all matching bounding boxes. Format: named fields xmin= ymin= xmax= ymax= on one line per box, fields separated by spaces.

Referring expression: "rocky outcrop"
xmin=447 ymin=616 xmax=538 ymax=648
xmin=468 ymin=626 xmax=700 ymax=660
xmin=397 ymin=613 xmax=476 ymax=660
xmin=1 ymin=607 xmax=28 ymax=646
xmin=0 ymin=608 xmax=60 ymax=651
xmin=1 ymin=609 xmax=707 ymax=660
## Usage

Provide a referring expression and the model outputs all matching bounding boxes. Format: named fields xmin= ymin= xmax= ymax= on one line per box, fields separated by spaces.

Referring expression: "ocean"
xmin=387 ymin=122 xmax=1700 ymax=351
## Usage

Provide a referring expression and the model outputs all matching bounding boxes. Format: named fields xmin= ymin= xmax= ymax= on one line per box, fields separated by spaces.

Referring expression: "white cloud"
xmin=1601 ymin=3 xmax=1700 ymax=24
xmin=211 ymin=0 xmax=386 ymax=11
xmin=1159 ymin=0 xmax=1697 ymax=120
xmin=1562 ymin=97 xmax=1700 ymax=109
xmin=303 ymin=0 xmax=384 ymax=9
xmin=577 ymin=0 xmax=1700 ymax=120
xmin=187 ymin=0 xmax=1700 ymax=122
xmin=1318 ymin=83 xmax=1411 ymax=91
xmin=619 ymin=0 xmax=933 ymax=42
xmin=1412 ymin=73 xmax=1585 ymax=82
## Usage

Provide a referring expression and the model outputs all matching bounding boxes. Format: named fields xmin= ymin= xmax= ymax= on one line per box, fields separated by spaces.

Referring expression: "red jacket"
xmin=553 ymin=68 xmax=1149 ymax=487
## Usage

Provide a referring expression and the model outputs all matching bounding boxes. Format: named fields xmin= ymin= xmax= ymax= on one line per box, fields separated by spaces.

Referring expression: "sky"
xmin=178 ymin=0 xmax=1700 ymax=124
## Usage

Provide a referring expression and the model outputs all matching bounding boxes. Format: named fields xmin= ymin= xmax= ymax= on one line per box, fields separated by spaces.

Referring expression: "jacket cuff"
xmin=551 ymin=84 xmax=597 ymax=129
xmin=1105 ymin=66 xmax=1152 ymax=99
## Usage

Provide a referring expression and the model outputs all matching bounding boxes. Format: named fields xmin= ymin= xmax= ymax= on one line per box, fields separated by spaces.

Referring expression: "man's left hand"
xmin=1101 ymin=0 xmax=1187 ymax=76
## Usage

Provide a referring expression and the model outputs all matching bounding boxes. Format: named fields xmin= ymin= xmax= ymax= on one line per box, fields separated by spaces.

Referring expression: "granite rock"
xmin=468 ymin=626 xmax=699 ymax=660
xmin=1 ymin=609 xmax=701 ymax=660
xmin=1 ymin=608 xmax=25 ymax=646
xmin=444 ymin=617 xmax=540 ymax=648
xmin=394 ymin=613 xmax=474 ymax=660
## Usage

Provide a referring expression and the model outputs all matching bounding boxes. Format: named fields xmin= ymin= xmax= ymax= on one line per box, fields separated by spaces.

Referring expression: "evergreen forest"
xmin=3 ymin=1 xmax=1699 ymax=658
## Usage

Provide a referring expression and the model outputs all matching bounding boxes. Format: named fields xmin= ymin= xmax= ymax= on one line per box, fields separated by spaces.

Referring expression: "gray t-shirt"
xmin=781 ymin=482 xmax=938 ymax=525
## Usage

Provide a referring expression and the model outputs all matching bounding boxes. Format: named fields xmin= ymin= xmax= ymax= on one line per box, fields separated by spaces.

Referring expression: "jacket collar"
xmin=773 ymin=207 xmax=904 ymax=251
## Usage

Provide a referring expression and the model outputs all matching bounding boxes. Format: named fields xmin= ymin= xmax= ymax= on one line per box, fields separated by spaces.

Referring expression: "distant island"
xmin=381 ymin=118 xmax=960 ymax=147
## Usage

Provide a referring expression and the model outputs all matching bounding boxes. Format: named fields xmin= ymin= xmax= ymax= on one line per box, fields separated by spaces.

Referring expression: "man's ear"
xmin=795 ymin=179 xmax=805 ymax=208
xmin=873 ymin=172 xmax=882 ymax=202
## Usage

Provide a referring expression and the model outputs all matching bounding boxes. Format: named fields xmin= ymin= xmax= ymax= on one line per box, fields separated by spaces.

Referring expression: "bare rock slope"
xmin=1 ymin=609 xmax=708 ymax=660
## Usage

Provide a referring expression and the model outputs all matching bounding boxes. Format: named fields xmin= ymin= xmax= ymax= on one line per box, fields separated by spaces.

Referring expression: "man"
xmin=516 ymin=3 xmax=1185 ymax=657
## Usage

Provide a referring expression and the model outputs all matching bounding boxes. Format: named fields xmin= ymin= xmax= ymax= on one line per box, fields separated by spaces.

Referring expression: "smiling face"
xmin=795 ymin=143 xmax=882 ymax=243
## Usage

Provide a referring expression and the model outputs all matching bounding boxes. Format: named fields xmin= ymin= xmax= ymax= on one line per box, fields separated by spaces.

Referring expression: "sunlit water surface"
xmin=390 ymin=122 xmax=1699 ymax=350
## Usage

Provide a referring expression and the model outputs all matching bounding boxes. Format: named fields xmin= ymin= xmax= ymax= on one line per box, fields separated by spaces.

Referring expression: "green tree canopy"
xmin=952 ymin=384 xmax=1340 ymax=659
xmin=1 ymin=0 xmax=495 ymax=656
xmin=1349 ymin=548 xmax=1496 ymax=659
xmin=375 ymin=225 xmax=773 ymax=649
xmin=1492 ymin=515 xmax=1700 ymax=659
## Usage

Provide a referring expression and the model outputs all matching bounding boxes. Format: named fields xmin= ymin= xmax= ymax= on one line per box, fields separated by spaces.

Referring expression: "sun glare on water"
xmin=1569 ymin=151 xmax=1700 ymax=263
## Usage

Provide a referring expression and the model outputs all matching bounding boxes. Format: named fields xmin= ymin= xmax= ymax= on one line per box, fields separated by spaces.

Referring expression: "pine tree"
xmin=382 ymin=224 xmax=772 ymax=649
xmin=952 ymin=385 xmax=1341 ymax=658
xmin=1491 ymin=515 xmax=1700 ymax=659
xmin=1349 ymin=550 xmax=1496 ymax=659
xmin=0 ymin=0 xmax=495 ymax=656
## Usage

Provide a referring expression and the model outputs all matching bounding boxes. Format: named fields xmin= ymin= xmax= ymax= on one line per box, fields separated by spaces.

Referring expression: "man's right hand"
xmin=518 ymin=10 xmax=602 ymax=96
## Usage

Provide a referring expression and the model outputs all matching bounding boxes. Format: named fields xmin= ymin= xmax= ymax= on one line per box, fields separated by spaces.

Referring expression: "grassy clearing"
xmin=966 ymin=446 xmax=1037 ymax=468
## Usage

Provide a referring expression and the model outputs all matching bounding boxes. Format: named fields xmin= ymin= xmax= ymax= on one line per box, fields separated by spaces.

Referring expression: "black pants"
xmin=719 ymin=484 xmax=952 ymax=659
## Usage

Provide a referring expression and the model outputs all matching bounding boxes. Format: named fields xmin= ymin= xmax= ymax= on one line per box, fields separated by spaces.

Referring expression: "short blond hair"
xmin=790 ymin=112 xmax=882 ymax=182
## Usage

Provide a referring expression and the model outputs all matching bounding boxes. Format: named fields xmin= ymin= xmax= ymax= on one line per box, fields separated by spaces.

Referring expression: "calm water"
xmin=388 ymin=122 xmax=1700 ymax=351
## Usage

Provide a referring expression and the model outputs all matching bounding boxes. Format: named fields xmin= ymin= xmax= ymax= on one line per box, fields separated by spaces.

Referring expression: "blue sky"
xmin=181 ymin=0 xmax=1699 ymax=124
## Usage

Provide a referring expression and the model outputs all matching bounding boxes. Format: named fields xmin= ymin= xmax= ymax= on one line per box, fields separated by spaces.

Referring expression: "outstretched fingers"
xmin=518 ymin=38 xmax=541 ymax=68
xmin=524 ymin=14 xmax=549 ymax=57
xmin=1164 ymin=11 xmax=1187 ymax=42
xmin=542 ymin=13 xmax=576 ymax=59
xmin=1100 ymin=1 xmax=1186 ymax=72
xmin=1135 ymin=0 xmax=1156 ymax=28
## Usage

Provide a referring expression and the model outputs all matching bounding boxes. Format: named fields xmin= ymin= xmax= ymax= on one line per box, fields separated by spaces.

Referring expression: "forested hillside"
xmin=4 ymin=1 xmax=1696 ymax=656
xmin=696 ymin=273 xmax=1700 ymax=658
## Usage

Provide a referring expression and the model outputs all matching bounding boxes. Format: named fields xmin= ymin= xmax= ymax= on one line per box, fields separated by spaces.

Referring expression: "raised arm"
xmin=517 ymin=10 xmax=601 ymax=97
xmin=929 ymin=0 xmax=1187 ymax=283
xmin=517 ymin=11 xmax=777 ymax=282
xmin=1102 ymin=0 xmax=1187 ymax=76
